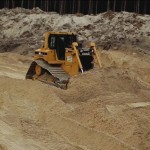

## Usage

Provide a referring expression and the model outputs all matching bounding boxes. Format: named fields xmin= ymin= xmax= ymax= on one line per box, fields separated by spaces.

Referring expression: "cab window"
xmin=48 ymin=36 xmax=55 ymax=48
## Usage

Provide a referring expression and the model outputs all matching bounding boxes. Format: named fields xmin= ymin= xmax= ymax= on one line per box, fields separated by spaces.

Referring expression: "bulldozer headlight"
xmin=35 ymin=52 xmax=47 ymax=55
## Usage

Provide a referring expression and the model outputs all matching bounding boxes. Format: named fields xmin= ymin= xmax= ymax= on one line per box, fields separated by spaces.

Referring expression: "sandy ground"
xmin=0 ymin=49 xmax=150 ymax=150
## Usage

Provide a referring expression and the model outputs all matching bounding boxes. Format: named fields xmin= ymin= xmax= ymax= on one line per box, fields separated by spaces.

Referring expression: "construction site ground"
xmin=0 ymin=48 xmax=150 ymax=150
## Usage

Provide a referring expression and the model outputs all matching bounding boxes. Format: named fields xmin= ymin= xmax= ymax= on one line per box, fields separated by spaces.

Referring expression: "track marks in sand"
xmin=0 ymin=120 xmax=48 ymax=150
xmin=45 ymin=113 xmax=137 ymax=150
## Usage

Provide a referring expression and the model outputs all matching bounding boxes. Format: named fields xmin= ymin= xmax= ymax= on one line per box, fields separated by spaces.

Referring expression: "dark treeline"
xmin=0 ymin=0 xmax=150 ymax=14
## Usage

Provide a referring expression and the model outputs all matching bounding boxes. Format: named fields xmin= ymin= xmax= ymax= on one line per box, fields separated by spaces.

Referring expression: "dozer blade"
xmin=26 ymin=59 xmax=69 ymax=89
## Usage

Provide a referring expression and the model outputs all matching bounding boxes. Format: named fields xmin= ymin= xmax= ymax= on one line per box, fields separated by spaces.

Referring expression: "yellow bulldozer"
xmin=26 ymin=32 xmax=101 ymax=89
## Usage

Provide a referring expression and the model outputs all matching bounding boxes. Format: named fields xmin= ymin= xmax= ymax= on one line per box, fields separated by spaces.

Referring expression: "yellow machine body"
xmin=26 ymin=31 xmax=101 ymax=88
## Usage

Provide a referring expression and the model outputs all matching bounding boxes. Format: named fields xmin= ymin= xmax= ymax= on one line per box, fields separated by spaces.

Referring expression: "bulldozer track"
xmin=26 ymin=59 xmax=69 ymax=89
xmin=35 ymin=59 xmax=69 ymax=82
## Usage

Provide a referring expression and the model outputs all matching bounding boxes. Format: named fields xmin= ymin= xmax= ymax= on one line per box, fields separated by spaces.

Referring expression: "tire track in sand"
xmin=45 ymin=113 xmax=138 ymax=150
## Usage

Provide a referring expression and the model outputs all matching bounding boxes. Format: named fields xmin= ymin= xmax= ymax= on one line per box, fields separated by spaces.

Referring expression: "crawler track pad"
xmin=26 ymin=60 xmax=69 ymax=89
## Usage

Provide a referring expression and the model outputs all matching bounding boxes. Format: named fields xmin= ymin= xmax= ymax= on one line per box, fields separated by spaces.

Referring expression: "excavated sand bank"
xmin=0 ymin=8 xmax=150 ymax=55
xmin=0 ymin=7 xmax=150 ymax=150
xmin=0 ymin=49 xmax=149 ymax=150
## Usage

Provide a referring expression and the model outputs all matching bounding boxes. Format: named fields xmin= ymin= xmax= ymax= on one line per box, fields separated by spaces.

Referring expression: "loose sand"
xmin=0 ymin=49 xmax=150 ymax=150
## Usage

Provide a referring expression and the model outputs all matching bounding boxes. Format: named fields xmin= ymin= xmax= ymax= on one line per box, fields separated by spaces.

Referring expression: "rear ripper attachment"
xmin=26 ymin=32 xmax=102 ymax=89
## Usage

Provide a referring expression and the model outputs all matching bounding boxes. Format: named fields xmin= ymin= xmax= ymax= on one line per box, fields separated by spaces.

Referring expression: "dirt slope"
xmin=0 ymin=8 xmax=150 ymax=54
xmin=0 ymin=49 xmax=150 ymax=149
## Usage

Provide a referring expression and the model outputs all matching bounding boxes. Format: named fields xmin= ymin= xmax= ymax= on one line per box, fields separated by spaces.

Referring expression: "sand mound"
xmin=54 ymin=68 xmax=141 ymax=103
xmin=0 ymin=8 xmax=150 ymax=54
xmin=0 ymin=49 xmax=150 ymax=149
xmin=1 ymin=6 xmax=150 ymax=150
xmin=0 ymin=77 xmax=136 ymax=150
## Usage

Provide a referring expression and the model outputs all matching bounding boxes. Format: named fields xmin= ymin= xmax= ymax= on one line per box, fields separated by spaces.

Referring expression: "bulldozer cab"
xmin=48 ymin=33 xmax=77 ymax=60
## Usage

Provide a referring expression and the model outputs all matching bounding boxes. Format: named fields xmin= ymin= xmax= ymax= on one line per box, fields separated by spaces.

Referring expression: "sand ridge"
xmin=0 ymin=49 xmax=149 ymax=149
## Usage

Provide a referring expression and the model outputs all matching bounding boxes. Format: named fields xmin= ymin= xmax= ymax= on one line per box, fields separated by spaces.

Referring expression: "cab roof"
xmin=45 ymin=31 xmax=76 ymax=36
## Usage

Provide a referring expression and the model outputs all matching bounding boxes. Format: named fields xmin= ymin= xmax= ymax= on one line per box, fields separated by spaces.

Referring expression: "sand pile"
xmin=0 ymin=8 xmax=150 ymax=54
xmin=0 ymin=7 xmax=150 ymax=149
xmin=51 ymin=49 xmax=150 ymax=149
xmin=0 ymin=49 xmax=149 ymax=149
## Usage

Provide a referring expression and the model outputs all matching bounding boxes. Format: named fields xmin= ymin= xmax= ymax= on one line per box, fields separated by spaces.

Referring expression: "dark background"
xmin=0 ymin=0 xmax=150 ymax=14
